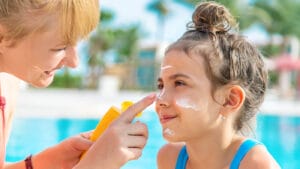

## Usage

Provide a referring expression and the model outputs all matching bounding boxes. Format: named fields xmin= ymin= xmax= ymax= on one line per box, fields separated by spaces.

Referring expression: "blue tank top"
xmin=175 ymin=139 xmax=262 ymax=169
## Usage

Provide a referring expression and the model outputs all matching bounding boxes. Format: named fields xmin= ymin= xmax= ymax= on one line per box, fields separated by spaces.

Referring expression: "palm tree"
xmin=250 ymin=0 xmax=300 ymax=97
xmin=85 ymin=9 xmax=115 ymax=88
xmin=86 ymin=9 xmax=141 ymax=89
xmin=250 ymin=0 xmax=300 ymax=55
xmin=147 ymin=0 xmax=170 ymax=41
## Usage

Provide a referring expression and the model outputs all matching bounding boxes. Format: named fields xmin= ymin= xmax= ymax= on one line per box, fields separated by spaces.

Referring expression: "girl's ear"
xmin=220 ymin=85 xmax=245 ymax=116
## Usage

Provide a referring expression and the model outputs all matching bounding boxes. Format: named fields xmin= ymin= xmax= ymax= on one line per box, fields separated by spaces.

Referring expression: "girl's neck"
xmin=185 ymin=130 xmax=244 ymax=169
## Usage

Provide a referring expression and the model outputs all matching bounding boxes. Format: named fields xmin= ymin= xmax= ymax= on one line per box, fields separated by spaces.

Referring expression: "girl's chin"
xmin=162 ymin=128 xmax=177 ymax=141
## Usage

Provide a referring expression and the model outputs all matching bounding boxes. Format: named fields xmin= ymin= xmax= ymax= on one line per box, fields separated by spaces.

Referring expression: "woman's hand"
xmin=74 ymin=93 xmax=156 ymax=169
xmin=29 ymin=131 xmax=93 ymax=169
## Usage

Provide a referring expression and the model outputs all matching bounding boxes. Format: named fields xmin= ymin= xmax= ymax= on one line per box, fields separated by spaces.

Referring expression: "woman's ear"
xmin=220 ymin=85 xmax=245 ymax=116
xmin=0 ymin=24 xmax=6 ymax=53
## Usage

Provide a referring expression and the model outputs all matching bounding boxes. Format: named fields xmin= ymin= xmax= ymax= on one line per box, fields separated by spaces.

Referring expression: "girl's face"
xmin=0 ymin=21 xmax=78 ymax=87
xmin=155 ymin=49 xmax=223 ymax=142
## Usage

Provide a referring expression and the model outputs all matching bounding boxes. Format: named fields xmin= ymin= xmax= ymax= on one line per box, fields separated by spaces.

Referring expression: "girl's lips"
xmin=160 ymin=115 xmax=177 ymax=124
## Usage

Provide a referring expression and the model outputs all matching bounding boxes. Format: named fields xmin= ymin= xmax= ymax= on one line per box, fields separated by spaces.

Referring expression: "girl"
xmin=155 ymin=2 xmax=280 ymax=169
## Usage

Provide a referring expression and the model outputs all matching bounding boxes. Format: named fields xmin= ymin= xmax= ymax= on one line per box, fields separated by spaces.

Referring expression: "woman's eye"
xmin=56 ymin=47 xmax=67 ymax=51
xmin=174 ymin=80 xmax=186 ymax=87
xmin=52 ymin=47 xmax=67 ymax=51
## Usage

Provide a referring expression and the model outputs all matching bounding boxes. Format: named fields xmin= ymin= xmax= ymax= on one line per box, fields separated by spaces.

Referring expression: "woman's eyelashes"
xmin=51 ymin=46 xmax=67 ymax=52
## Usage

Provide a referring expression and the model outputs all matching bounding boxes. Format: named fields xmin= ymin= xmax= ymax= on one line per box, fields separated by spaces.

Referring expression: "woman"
xmin=0 ymin=0 xmax=155 ymax=169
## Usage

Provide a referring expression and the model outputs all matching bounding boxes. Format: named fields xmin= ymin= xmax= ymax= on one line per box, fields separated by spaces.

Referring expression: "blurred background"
xmin=6 ymin=0 xmax=300 ymax=169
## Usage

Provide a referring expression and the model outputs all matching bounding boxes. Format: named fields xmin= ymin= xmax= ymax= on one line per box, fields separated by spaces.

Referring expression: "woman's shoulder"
xmin=157 ymin=142 xmax=185 ymax=169
xmin=240 ymin=144 xmax=281 ymax=169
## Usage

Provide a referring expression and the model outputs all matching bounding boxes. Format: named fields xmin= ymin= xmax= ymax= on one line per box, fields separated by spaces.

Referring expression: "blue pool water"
xmin=6 ymin=111 xmax=299 ymax=169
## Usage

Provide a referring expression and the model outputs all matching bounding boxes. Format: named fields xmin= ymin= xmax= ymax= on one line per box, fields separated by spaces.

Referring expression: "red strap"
xmin=0 ymin=96 xmax=5 ymax=129
xmin=25 ymin=155 xmax=34 ymax=169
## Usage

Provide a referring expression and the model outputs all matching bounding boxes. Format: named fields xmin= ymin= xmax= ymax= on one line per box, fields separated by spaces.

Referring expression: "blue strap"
xmin=229 ymin=139 xmax=262 ymax=169
xmin=175 ymin=146 xmax=188 ymax=169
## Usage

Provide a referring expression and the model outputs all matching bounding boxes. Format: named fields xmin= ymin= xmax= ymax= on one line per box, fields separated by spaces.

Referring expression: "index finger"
xmin=118 ymin=93 xmax=156 ymax=123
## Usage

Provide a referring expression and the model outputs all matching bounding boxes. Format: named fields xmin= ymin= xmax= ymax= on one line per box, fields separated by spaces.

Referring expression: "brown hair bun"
xmin=190 ymin=1 xmax=238 ymax=34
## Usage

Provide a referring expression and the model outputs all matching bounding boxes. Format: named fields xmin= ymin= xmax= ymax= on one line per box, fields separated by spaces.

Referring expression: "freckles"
xmin=175 ymin=97 xmax=201 ymax=111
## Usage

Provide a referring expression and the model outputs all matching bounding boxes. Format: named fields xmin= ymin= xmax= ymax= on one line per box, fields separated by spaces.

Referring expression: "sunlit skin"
xmin=155 ymin=49 xmax=281 ymax=169
xmin=0 ymin=20 xmax=78 ymax=88
xmin=155 ymin=49 xmax=245 ymax=169
xmin=155 ymin=49 xmax=225 ymax=142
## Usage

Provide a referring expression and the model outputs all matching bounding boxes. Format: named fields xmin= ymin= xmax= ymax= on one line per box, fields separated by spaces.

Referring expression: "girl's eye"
xmin=174 ymin=80 xmax=186 ymax=87
xmin=157 ymin=83 xmax=164 ymax=90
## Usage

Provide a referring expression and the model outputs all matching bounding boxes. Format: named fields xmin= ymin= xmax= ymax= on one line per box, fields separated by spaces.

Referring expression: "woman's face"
xmin=0 ymin=21 xmax=79 ymax=87
xmin=155 ymin=49 xmax=223 ymax=142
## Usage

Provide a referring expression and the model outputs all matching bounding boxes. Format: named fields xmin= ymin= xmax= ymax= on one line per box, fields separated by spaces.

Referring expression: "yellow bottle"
xmin=89 ymin=106 xmax=121 ymax=141
xmin=81 ymin=101 xmax=141 ymax=159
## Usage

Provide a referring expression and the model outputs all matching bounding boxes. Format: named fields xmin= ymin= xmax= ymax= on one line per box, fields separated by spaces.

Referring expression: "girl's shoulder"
xmin=157 ymin=142 xmax=185 ymax=169
xmin=240 ymin=144 xmax=281 ymax=169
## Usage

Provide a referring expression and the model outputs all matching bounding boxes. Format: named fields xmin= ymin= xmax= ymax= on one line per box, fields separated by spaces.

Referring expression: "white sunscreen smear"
xmin=156 ymin=90 xmax=166 ymax=101
xmin=175 ymin=97 xmax=201 ymax=111
xmin=161 ymin=65 xmax=173 ymax=70
xmin=164 ymin=128 xmax=175 ymax=136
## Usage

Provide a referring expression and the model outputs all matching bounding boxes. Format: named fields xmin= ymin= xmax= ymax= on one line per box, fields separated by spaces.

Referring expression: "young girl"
xmin=155 ymin=2 xmax=280 ymax=169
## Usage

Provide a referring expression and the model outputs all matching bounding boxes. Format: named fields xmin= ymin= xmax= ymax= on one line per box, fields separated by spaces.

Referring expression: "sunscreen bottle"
xmin=81 ymin=101 xmax=141 ymax=159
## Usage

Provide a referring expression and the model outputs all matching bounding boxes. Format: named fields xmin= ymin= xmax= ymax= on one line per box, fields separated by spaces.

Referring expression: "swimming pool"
xmin=6 ymin=111 xmax=299 ymax=169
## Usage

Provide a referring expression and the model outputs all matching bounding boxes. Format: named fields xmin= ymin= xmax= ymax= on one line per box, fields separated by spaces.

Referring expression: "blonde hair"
xmin=0 ymin=0 xmax=99 ymax=45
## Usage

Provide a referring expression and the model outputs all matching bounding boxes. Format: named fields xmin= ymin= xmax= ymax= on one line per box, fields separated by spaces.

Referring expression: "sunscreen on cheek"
xmin=175 ymin=97 xmax=201 ymax=111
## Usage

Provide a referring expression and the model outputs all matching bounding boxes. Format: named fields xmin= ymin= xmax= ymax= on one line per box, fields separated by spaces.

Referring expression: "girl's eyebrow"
xmin=169 ymin=73 xmax=190 ymax=80
xmin=157 ymin=73 xmax=191 ymax=82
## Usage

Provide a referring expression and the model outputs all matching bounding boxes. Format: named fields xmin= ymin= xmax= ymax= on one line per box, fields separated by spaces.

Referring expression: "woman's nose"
xmin=64 ymin=46 xmax=79 ymax=68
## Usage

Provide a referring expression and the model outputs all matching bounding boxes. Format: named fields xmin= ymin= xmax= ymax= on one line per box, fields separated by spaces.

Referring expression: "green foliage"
xmin=85 ymin=9 xmax=141 ymax=89
xmin=146 ymin=0 xmax=171 ymax=40
xmin=100 ymin=8 xmax=115 ymax=23
xmin=88 ymin=9 xmax=140 ymax=64
xmin=147 ymin=0 xmax=170 ymax=15
xmin=49 ymin=71 xmax=82 ymax=89
xmin=268 ymin=71 xmax=279 ymax=87
xmin=260 ymin=44 xmax=281 ymax=58
xmin=253 ymin=0 xmax=300 ymax=38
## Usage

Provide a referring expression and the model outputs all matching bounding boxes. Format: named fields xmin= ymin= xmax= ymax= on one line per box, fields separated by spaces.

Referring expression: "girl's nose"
xmin=156 ymin=91 xmax=170 ymax=108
